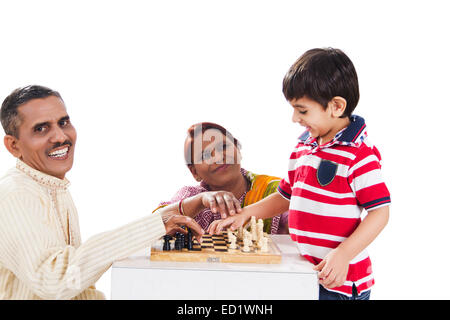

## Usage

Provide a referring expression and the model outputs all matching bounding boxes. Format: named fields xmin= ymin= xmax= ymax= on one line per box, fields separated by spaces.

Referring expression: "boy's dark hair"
xmin=282 ymin=47 xmax=359 ymax=118
xmin=1 ymin=85 xmax=62 ymax=138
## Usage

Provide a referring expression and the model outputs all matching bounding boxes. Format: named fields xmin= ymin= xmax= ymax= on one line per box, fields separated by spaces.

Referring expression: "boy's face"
xmin=289 ymin=96 xmax=345 ymax=144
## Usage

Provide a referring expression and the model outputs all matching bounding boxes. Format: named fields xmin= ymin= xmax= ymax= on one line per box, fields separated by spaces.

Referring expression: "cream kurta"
xmin=0 ymin=160 xmax=166 ymax=299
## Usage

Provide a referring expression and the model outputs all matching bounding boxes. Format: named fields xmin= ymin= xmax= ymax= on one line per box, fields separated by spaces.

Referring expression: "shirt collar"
xmin=298 ymin=115 xmax=367 ymax=148
xmin=16 ymin=159 xmax=70 ymax=190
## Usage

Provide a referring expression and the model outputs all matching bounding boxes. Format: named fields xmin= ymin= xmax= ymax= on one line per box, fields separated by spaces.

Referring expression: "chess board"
xmin=150 ymin=231 xmax=282 ymax=264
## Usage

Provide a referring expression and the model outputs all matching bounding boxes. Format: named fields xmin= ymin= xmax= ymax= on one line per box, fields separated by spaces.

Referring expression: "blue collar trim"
xmin=298 ymin=115 xmax=367 ymax=147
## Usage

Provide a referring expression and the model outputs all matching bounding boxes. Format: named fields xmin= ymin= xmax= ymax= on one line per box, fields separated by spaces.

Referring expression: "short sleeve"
xmin=348 ymin=145 xmax=391 ymax=211
xmin=277 ymin=178 xmax=292 ymax=200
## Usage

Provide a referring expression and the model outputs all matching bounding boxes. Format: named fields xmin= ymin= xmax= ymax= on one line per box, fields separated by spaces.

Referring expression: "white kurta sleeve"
xmin=0 ymin=191 xmax=165 ymax=300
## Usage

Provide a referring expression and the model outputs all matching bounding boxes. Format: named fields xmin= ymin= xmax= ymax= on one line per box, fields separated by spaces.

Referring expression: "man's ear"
xmin=329 ymin=96 xmax=347 ymax=118
xmin=188 ymin=165 xmax=202 ymax=182
xmin=4 ymin=135 xmax=21 ymax=158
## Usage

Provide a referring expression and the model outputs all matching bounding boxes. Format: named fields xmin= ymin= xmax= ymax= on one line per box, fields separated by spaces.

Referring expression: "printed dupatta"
xmin=243 ymin=171 xmax=282 ymax=234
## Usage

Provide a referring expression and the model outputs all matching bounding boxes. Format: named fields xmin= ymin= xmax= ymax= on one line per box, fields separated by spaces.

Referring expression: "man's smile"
xmin=47 ymin=145 xmax=71 ymax=160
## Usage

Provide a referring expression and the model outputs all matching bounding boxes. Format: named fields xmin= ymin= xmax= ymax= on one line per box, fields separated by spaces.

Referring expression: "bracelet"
xmin=178 ymin=199 xmax=185 ymax=216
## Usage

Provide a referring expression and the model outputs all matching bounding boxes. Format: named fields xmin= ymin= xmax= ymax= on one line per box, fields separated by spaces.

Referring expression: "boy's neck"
xmin=317 ymin=117 xmax=351 ymax=146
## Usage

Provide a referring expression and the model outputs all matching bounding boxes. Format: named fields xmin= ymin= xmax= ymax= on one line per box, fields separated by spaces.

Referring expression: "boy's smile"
xmin=290 ymin=96 xmax=350 ymax=145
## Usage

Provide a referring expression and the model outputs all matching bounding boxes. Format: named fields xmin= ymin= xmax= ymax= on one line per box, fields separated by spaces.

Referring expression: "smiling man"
xmin=3 ymin=92 xmax=76 ymax=179
xmin=0 ymin=85 xmax=203 ymax=299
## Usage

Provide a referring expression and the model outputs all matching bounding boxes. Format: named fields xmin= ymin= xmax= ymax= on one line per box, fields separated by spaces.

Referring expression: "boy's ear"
xmin=188 ymin=165 xmax=202 ymax=182
xmin=4 ymin=135 xmax=21 ymax=158
xmin=329 ymin=96 xmax=347 ymax=118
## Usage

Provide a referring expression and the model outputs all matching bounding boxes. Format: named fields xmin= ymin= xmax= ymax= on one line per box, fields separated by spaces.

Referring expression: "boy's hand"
xmin=313 ymin=247 xmax=350 ymax=289
xmin=207 ymin=212 xmax=250 ymax=235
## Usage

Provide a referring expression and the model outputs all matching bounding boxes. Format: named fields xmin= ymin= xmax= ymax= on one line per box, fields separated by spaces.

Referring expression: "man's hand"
xmin=161 ymin=209 xmax=204 ymax=243
xmin=313 ymin=248 xmax=350 ymax=289
xmin=200 ymin=191 xmax=242 ymax=219
xmin=207 ymin=211 xmax=250 ymax=235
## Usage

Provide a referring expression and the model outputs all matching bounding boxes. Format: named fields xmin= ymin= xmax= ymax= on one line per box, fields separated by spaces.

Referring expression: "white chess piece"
xmin=260 ymin=237 xmax=269 ymax=252
xmin=242 ymin=229 xmax=253 ymax=252
xmin=238 ymin=226 xmax=243 ymax=240
xmin=243 ymin=229 xmax=251 ymax=243
xmin=250 ymin=216 xmax=257 ymax=241
xmin=242 ymin=236 xmax=252 ymax=252
xmin=227 ymin=228 xmax=232 ymax=240
xmin=228 ymin=233 xmax=237 ymax=249
xmin=257 ymin=219 xmax=264 ymax=241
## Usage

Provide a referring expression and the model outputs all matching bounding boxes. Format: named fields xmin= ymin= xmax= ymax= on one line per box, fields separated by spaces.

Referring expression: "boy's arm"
xmin=208 ymin=192 xmax=290 ymax=234
xmin=315 ymin=205 xmax=389 ymax=289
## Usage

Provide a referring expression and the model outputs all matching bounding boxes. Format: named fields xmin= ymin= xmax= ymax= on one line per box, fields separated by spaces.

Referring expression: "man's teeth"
xmin=49 ymin=147 xmax=69 ymax=157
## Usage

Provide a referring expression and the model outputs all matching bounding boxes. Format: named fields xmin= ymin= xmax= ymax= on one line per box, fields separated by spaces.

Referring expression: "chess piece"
xmin=260 ymin=237 xmax=269 ymax=252
xmin=175 ymin=232 xmax=184 ymax=250
xmin=242 ymin=236 xmax=252 ymax=252
xmin=238 ymin=226 xmax=243 ymax=240
xmin=163 ymin=235 xmax=172 ymax=251
xmin=227 ymin=228 xmax=233 ymax=241
xmin=250 ymin=216 xmax=257 ymax=241
xmin=257 ymin=219 xmax=264 ymax=243
xmin=243 ymin=229 xmax=252 ymax=244
xmin=228 ymin=232 xmax=237 ymax=249
xmin=187 ymin=228 xmax=193 ymax=250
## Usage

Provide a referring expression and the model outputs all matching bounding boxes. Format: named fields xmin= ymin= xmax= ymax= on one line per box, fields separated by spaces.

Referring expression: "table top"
xmin=112 ymin=235 xmax=316 ymax=275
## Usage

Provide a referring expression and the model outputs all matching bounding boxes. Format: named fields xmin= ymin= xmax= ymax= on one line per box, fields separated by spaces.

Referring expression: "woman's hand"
xmin=200 ymin=191 xmax=242 ymax=219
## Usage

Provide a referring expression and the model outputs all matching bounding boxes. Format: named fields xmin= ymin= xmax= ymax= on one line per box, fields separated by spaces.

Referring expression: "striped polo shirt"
xmin=277 ymin=115 xmax=391 ymax=296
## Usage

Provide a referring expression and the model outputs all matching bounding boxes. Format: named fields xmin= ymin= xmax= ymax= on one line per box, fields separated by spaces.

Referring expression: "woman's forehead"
xmin=194 ymin=128 xmax=233 ymax=149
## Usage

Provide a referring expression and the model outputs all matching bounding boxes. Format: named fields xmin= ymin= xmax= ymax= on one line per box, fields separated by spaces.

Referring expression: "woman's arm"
xmin=208 ymin=192 xmax=290 ymax=234
xmin=179 ymin=191 xmax=242 ymax=219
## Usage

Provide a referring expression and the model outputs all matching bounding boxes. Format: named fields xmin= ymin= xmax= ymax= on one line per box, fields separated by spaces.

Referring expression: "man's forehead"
xmin=17 ymin=96 xmax=68 ymax=125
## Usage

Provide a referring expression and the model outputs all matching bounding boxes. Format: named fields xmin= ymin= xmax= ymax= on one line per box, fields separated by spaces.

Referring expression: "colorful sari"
xmin=155 ymin=168 xmax=288 ymax=234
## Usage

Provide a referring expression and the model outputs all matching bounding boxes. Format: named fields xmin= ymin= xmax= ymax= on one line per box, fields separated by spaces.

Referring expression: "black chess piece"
xmin=175 ymin=232 xmax=184 ymax=250
xmin=163 ymin=235 xmax=172 ymax=251
xmin=187 ymin=228 xmax=193 ymax=251
xmin=179 ymin=233 xmax=185 ymax=250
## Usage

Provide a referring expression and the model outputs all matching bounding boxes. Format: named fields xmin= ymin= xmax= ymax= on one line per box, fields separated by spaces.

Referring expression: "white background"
xmin=0 ymin=0 xmax=448 ymax=299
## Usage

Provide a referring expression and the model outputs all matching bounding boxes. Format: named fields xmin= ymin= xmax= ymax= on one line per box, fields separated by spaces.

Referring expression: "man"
xmin=0 ymin=85 xmax=204 ymax=299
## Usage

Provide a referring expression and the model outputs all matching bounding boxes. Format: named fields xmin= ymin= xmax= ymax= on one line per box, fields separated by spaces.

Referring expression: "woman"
xmin=155 ymin=122 xmax=288 ymax=234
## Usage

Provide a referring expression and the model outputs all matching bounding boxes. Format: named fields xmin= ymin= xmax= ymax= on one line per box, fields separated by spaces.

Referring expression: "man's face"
xmin=12 ymin=96 xmax=77 ymax=179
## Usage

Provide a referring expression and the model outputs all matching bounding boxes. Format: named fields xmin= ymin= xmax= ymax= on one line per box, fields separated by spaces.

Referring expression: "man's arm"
xmin=0 ymin=192 xmax=201 ymax=300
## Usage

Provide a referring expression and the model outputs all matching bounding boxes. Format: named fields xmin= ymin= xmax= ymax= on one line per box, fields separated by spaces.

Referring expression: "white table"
xmin=111 ymin=235 xmax=318 ymax=299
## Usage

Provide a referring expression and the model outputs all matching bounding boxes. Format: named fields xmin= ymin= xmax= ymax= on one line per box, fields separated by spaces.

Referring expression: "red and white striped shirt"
xmin=277 ymin=115 xmax=391 ymax=296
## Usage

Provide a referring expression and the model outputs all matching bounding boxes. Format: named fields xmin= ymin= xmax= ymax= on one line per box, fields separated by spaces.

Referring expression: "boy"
xmin=208 ymin=48 xmax=391 ymax=300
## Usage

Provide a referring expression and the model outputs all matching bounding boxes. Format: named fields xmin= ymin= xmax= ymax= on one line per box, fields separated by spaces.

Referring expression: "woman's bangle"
xmin=178 ymin=199 xmax=186 ymax=216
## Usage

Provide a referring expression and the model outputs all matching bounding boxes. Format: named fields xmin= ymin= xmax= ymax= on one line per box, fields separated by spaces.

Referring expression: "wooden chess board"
xmin=150 ymin=231 xmax=282 ymax=264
